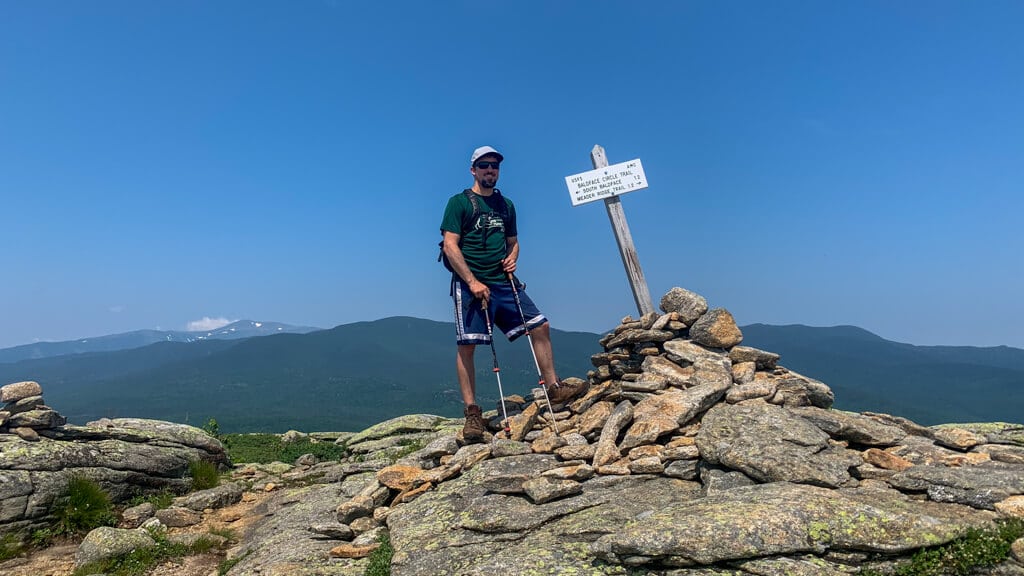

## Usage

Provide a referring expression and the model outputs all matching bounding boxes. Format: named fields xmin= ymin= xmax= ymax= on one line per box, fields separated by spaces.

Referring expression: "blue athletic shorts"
xmin=452 ymin=277 xmax=547 ymax=345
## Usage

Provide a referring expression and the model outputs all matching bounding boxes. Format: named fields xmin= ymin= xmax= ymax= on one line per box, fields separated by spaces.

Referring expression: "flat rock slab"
xmin=80 ymin=418 xmax=226 ymax=456
xmin=476 ymin=453 xmax=563 ymax=494
xmin=789 ymin=407 xmax=907 ymax=447
xmin=2 ymin=436 xmax=208 ymax=475
xmin=388 ymin=473 xmax=701 ymax=576
xmin=887 ymin=464 xmax=1024 ymax=510
xmin=946 ymin=423 xmax=1024 ymax=447
xmin=174 ymin=482 xmax=244 ymax=511
xmin=592 ymin=482 xmax=996 ymax=568
xmin=345 ymin=414 xmax=451 ymax=446
xmin=696 ymin=402 xmax=858 ymax=487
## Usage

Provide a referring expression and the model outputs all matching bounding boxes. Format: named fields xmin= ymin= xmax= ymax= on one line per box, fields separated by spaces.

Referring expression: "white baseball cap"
xmin=470 ymin=145 xmax=504 ymax=165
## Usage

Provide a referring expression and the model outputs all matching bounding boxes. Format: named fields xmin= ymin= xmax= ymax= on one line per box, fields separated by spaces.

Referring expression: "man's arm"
xmin=502 ymin=236 xmax=519 ymax=274
xmin=443 ymin=231 xmax=490 ymax=302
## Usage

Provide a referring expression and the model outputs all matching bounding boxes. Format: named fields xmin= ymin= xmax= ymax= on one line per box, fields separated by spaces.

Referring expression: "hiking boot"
xmin=462 ymin=404 xmax=486 ymax=443
xmin=546 ymin=377 xmax=589 ymax=405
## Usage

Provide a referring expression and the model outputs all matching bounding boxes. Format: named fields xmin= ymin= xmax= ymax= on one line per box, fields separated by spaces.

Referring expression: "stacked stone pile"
xmin=0 ymin=381 xmax=68 ymax=442
xmin=308 ymin=286 xmax=1024 ymax=574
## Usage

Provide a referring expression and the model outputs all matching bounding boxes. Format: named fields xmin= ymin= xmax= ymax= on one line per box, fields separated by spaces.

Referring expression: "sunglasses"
xmin=474 ymin=161 xmax=501 ymax=169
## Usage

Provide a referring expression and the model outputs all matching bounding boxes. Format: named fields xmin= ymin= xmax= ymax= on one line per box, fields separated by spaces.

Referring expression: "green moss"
xmin=807 ymin=521 xmax=832 ymax=545
xmin=0 ymin=533 xmax=25 ymax=561
xmin=386 ymin=439 xmax=429 ymax=464
xmin=221 ymin=433 xmax=348 ymax=464
xmin=859 ymin=517 xmax=1024 ymax=576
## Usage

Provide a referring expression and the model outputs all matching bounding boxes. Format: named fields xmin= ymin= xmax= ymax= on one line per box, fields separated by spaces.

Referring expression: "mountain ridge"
xmin=0 ymin=320 xmax=321 ymax=364
xmin=0 ymin=317 xmax=1021 ymax=432
xmin=7 ymin=317 xmax=1023 ymax=360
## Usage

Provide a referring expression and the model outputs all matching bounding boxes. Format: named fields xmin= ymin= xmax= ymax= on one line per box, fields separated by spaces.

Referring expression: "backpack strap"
xmin=439 ymin=191 xmax=481 ymax=269
xmin=460 ymin=189 xmax=508 ymax=233
xmin=461 ymin=189 xmax=482 ymax=233
xmin=439 ymin=189 xmax=510 ymax=273
xmin=471 ymin=189 xmax=508 ymax=226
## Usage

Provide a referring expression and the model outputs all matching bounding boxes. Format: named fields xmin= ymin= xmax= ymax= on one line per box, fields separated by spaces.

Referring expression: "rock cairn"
xmin=311 ymin=286 xmax=1024 ymax=574
xmin=0 ymin=380 xmax=68 ymax=441
xmin=484 ymin=286 xmax=836 ymax=471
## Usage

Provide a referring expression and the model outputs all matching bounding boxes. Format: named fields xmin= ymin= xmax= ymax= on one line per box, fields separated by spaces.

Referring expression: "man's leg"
xmin=493 ymin=282 xmax=557 ymax=385
xmin=456 ymin=344 xmax=477 ymax=406
xmin=456 ymin=343 xmax=486 ymax=442
xmin=529 ymin=321 xmax=588 ymax=404
xmin=453 ymin=275 xmax=488 ymax=442
xmin=494 ymin=282 xmax=587 ymax=404
xmin=526 ymin=323 xmax=558 ymax=387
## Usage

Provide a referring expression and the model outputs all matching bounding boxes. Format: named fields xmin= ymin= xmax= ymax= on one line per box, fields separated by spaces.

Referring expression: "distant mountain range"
xmin=0 ymin=318 xmax=602 ymax=432
xmin=0 ymin=318 xmax=1020 ymax=433
xmin=739 ymin=323 xmax=1024 ymax=427
xmin=0 ymin=320 xmax=321 ymax=363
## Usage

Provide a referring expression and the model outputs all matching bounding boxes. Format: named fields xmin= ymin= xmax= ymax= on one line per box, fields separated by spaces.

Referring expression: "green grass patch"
xmin=52 ymin=476 xmax=116 ymax=535
xmin=207 ymin=526 xmax=237 ymax=542
xmin=127 ymin=491 xmax=176 ymax=510
xmin=29 ymin=527 xmax=55 ymax=548
xmin=0 ymin=533 xmax=25 ymax=561
xmin=364 ymin=532 xmax=393 ymax=576
xmin=189 ymin=460 xmax=221 ymax=491
xmin=72 ymin=531 xmax=224 ymax=576
xmin=221 ymin=433 xmax=348 ymax=464
xmin=860 ymin=517 xmax=1024 ymax=576
xmin=386 ymin=439 xmax=427 ymax=464
xmin=189 ymin=536 xmax=220 ymax=554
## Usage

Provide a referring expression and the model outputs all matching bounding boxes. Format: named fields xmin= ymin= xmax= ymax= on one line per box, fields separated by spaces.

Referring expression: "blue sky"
xmin=1 ymin=1 xmax=1022 ymax=350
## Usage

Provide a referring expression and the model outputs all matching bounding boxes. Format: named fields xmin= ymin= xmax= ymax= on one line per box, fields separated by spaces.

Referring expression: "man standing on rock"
xmin=440 ymin=145 xmax=587 ymax=442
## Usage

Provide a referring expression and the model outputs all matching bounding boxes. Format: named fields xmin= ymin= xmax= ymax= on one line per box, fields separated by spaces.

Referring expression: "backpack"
xmin=438 ymin=189 xmax=509 ymax=273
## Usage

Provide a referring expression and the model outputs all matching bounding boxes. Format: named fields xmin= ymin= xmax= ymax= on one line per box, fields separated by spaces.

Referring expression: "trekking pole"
xmin=482 ymin=303 xmax=512 ymax=436
xmin=507 ymin=273 xmax=559 ymax=435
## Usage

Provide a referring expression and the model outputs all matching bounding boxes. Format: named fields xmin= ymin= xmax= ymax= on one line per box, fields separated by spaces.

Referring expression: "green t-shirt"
xmin=440 ymin=190 xmax=517 ymax=285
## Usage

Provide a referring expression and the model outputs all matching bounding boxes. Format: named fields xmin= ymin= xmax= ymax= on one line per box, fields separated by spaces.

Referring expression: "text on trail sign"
xmin=565 ymin=158 xmax=648 ymax=206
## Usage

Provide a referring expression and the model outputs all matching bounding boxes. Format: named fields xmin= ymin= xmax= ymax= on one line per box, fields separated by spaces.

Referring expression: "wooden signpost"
xmin=564 ymin=145 xmax=655 ymax=316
